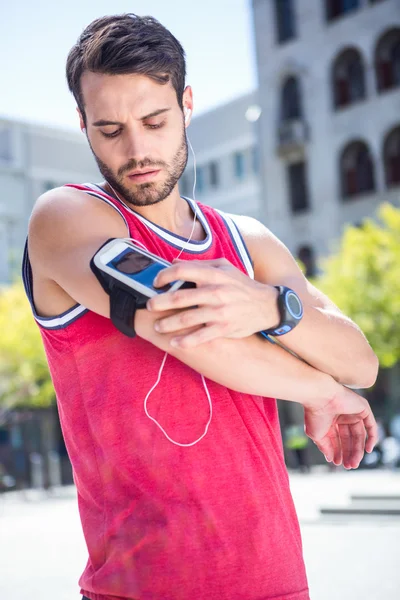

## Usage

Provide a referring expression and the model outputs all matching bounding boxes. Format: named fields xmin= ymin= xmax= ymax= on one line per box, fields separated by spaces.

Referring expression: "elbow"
xmin=347 ymin=352 xmax=379 ymax=390
xmin=362 ymin=352 xmax=380 ymax=389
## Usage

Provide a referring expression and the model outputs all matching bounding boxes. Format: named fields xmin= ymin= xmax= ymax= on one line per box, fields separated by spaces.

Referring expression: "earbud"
xmin=81 ymin=127 xmax=86 ymax=133
xmin=184 ymin=107 xmax=191 ymax=123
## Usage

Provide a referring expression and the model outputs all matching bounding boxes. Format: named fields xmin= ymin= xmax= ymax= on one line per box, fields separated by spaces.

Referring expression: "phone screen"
xmin=107 ymin=248 xmax=173 ymax=293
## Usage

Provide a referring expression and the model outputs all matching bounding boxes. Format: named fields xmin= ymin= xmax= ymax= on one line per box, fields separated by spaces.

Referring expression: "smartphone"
xmin=92 ymin=239 xmax=194 ymax=298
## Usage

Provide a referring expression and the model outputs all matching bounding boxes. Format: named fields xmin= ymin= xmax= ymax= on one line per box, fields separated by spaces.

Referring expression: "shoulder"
xmin=226 ymin=214 xmax=300 ymax=283
xmin=29 ymin=186 xmax=128 ymax=241
xmin=224 ymin=214 xmax=289 ymax=258
xmin=28 ymin=186 xmax=128 ymax=273
xmin=30 ymin=185 xmax=125 ymax=226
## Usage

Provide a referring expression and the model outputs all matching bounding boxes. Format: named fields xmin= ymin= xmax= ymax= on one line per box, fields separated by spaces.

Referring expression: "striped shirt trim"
xmin=64 ymin=183 xmax=130 ymax=233
xmin=216 ymin=210 xmax=254 ymax=279
xmin=22 ymin=240 xmax=89 ymax=330
xmin=86 ymin=183 xmax=213 ymax=253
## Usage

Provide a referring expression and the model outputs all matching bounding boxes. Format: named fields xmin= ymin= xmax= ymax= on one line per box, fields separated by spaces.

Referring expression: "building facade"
xmin=181 ymin=92 xmax=262 ymax=220
xmin=0 ymin=119 xmax=100 ymax=284
xmin=251 ymin=0 xmax=400 ymax=277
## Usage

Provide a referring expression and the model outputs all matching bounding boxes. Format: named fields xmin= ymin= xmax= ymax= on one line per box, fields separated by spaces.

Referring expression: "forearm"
xmin=272 ymin=302 xmax=378 ymax=389
xmin=135 ymin=308 xmax=338 ymax=408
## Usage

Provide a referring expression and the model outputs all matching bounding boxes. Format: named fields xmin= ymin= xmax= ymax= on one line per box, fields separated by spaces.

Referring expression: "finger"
xmin=170 ymin=324 xmax=223 ymax=348
xmin=315 ymin=437 xmax=335 ymax=463
xmin=154 ymin=263 xmax=230 ymax=288
xmin=147 ymin=285 xmax=223 ymax=312
xmin=337 ymin=423 xmax=353 ymax=469
xmin=347 ymin=421 xmax=366 ymax=469
xmin=155 ymin=307 xmax=224 ymax=334
xmin=329 ymin=425 xmax=343 ymax=466
xmin=363 ymin=411 xmax=378 ymax=453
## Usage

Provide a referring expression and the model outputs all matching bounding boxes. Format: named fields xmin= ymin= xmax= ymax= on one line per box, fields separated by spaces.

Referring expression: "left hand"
xmin=146 ymin=258 xmax=279 ymax=348
xmin=304 ymin=388 xmax=378 ymax=469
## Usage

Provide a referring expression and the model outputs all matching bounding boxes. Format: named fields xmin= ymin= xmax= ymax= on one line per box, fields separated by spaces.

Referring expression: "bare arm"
xmin=236 ymin=215 xmax=379 ymax=388
xmin=150 ymin=216 xmax=379 ymax=389
xmin=28 ymin=188 xmax=338 ymax=407
xmin=29 ymin=190 xmax=377 ymax=468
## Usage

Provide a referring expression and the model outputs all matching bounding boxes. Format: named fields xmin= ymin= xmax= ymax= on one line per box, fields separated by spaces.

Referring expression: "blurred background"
xmin=0 ymin=1 xmax=400 ymax=599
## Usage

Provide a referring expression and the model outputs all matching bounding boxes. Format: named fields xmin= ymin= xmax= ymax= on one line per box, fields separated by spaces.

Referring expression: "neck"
xmin=104 ymin=182 xmax=203 ymax=241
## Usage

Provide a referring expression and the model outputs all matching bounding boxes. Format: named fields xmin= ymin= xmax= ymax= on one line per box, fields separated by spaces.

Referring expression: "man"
xmin=23 ymin=13 xmax=379 ymax=600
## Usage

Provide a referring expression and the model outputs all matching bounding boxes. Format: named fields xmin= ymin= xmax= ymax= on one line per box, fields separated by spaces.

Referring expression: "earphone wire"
xmin=107 ymin=130 xmax=212 ymax=447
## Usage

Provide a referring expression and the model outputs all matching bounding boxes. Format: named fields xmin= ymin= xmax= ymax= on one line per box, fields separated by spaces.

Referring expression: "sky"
xmin=0 ymin=0 xmax=258 ymax=132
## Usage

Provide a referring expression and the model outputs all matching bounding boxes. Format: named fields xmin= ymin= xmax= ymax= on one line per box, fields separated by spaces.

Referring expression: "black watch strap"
xmin=260 ymin=285 xmax=303 ymax=337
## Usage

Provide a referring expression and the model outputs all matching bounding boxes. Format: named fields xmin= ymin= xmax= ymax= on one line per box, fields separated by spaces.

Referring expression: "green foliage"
xmin=314 ymin=203 xmax=400 ymax=368
xmin=0 ymin=281 xmax=55 ymax=411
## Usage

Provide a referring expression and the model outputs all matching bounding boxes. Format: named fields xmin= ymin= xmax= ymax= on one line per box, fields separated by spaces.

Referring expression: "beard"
xmin=88 ymin=128 xmax=188 ymax=207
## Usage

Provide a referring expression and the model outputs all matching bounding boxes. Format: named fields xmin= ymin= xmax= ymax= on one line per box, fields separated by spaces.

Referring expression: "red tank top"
xmin=22 ymin=183 xmax=309 ymax=600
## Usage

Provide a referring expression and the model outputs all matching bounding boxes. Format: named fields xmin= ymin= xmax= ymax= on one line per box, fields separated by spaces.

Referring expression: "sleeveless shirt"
xmin=22 ymin=183 xmax=309 ymax=600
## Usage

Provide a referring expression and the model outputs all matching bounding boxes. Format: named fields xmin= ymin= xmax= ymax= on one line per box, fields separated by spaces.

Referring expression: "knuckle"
xmin=181 ymin=310 xmax=194 ymax=326
xmin=216 ymin=305 xmax=228 ymax=320
xmin=215 ymin=286 xmax=226 ymax=303
xmin=170 ymin=291 xmax=183 ymax=306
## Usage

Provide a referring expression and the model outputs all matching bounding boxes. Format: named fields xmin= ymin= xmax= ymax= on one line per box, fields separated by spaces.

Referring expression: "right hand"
xmin=304 ymin=387 xmax=378 ymax=469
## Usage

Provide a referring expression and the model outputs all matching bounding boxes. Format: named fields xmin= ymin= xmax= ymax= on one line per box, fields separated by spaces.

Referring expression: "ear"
xmin=182 ymin=86 xmax=193 ymax=128
xmin=76 ymin=107 xmax=85 ymax=132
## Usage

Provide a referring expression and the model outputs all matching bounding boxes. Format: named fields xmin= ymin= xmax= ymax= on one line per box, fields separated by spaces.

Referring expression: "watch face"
xmin=286 ymin=291 xmax=303 ymax=319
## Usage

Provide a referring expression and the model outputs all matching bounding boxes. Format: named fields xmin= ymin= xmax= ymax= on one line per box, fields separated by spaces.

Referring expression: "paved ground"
xmin=0 ymin=468 xmax=399 ymax=600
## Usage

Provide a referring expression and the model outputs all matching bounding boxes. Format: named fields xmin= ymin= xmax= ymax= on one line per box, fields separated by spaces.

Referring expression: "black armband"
xmin=90 ymin=238 xmax=147 ymax=338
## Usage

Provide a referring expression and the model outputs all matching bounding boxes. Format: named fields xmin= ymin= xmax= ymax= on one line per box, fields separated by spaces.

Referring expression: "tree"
xmin=0 ymin=281 xmax=54 ymax=415
xmin=314 ymin=203 xmax=400 ymax=368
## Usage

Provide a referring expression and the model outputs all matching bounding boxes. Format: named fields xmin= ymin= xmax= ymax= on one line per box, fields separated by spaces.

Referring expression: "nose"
xmin=123 ymin=127 xmax=150 ymax=164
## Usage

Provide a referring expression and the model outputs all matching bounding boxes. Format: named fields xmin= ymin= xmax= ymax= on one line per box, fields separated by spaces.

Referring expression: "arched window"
xmin=383 ymin=126 xmax=400 ymax=187
xmin=281 ymin=76 xmax=302 ymax=121
xmin=274 ymin=0 xmax=296 ymax=44
xmin=297 ymin=245 xmax=316 ymax=278
xmin=332 ymin=48 xmax=365 ymax=109
xmin=375 ymin=28 xmax=400 ymax=92
xmin=326 ymin=0 xmax=360 ymax=22
xmin=340 ymin=141 xmax=375 ymax=199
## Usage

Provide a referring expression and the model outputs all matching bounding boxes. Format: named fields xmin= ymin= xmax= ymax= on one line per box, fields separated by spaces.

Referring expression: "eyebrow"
xmin=92 ymin=108 xmax=171 ymax=127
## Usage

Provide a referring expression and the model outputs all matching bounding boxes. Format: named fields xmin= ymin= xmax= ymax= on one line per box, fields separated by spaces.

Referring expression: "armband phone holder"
xmin=90 ymin=238 xmax=148 ymax=338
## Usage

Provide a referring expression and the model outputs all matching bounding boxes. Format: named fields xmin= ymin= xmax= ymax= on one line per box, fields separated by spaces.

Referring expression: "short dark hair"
xmin=66 ymin=14 xmax=186 ymax=123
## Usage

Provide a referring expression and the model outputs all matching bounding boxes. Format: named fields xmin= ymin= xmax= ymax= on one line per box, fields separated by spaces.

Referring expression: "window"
xmin=383 ymin=126 xmax=400 ymax=188
xmin=0 ymin=126 xmax=12 ymax=163
xmin=281 ymin=77 xmax=302 ymax=121
xmin=274 ymin=0 xmax=296 ymax=44
xmin=340 ymin=141 xmax=375 ymax=199
xmin=233 ymin=152 xmax=245 ymax=179
xmin=326 ymin=0 xmax=360 ymax=22
xmin=375 ymin=28 xmax=400 ymax=93
xmin=196 ymin=166 xmax=205 ymax=194
xmin=287 ymin=161 xmax=310 ymax=213
xmin=297 ymin=245 xmax=316 ymax=278
xmin=251 ymin=146 xmax=260 ymax=174
xmin=332 ymin=48 xmax=366 ymax=109
xmin=209 ymin=161 xmax=219 ymax=188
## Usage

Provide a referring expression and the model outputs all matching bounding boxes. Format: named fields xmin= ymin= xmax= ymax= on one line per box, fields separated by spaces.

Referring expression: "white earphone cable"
xmin=108 ymin=128 xmax=212 ymax=447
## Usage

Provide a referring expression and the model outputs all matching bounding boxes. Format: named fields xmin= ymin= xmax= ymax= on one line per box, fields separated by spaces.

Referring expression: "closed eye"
xmin=146 ymin=121 xmax=165 ymax=130
xmin=101 ymin=130 xmax=121 ymax=139
xmin=101 ymin=121 xmax=165 ymax=138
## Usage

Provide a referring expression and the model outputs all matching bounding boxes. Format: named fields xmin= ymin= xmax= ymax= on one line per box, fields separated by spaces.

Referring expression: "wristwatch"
xmin=260 ymin=285 xmax=303 ymax=337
